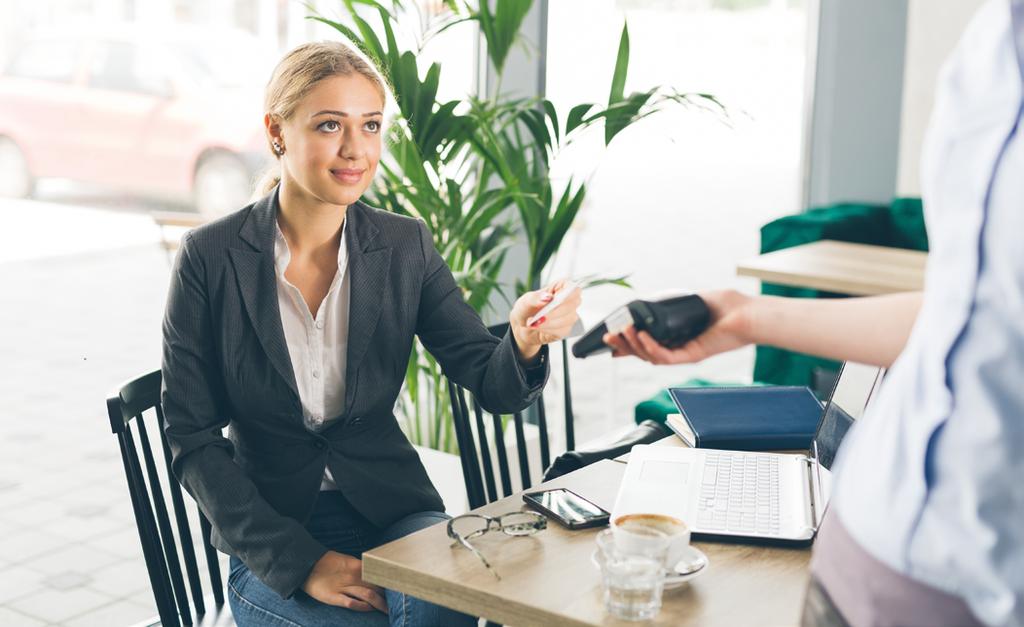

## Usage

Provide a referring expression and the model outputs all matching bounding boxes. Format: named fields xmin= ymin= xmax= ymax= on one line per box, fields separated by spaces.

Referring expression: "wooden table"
xmin=736 ymin=239 xmax=927 ymax=296
xmin=363 ymin=454 xmax=811 ymax=626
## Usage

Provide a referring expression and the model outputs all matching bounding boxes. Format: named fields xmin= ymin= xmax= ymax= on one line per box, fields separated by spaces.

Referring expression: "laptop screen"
xmin=811 ymin=362 xmax=882 ymax=470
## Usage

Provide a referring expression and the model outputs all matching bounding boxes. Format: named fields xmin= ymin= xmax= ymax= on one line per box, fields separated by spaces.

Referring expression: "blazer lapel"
xmin=343 ymin=202 xmax=392 ymax=414
xmin=228 ymin=192 xmax=300 ymax=399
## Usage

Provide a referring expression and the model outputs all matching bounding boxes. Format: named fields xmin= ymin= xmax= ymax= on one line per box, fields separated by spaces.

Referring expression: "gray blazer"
xmin=161 ymin=191 xmax=548 ymax=599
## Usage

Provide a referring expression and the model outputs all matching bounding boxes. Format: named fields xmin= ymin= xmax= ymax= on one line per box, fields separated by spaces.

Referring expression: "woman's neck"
xmin=276 ymin=177 xmax=346 ymax=254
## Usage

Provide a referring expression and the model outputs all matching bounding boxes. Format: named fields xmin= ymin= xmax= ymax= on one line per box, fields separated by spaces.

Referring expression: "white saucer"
xmin=591 ymin=546 xmax=709 ymax=589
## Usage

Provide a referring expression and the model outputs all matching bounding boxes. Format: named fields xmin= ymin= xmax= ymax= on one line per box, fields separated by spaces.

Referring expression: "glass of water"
xmin=596 ymin=528 xmax=670 ymax=621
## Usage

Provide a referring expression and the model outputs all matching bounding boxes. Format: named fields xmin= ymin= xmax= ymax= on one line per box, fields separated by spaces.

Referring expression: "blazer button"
xmin=314 ymin=440 xmax=326 ymax=450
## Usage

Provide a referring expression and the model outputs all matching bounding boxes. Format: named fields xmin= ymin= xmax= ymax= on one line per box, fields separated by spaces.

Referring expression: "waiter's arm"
xmin=605 ymin=290 xmax=922 ymax=369
xmin=746 ymin=291 xmax=922 ymax=367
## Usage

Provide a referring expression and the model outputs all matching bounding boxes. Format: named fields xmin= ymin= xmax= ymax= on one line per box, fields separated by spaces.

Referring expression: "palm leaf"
xmin=573 ymin=273 xmax=633 ymax=290
xmin=343 ymin=1 xmax=387 ymax=67
xmin=532 ymin=179 xmax=586 ymax=281
xmin=542 ymin=99 xmax=559 ymax=143
xmin=565 ymin=103 xmax=596 ymax=135
xmin=342 ymin=0 xmax=400 ymax=16
xmin=606 ymin=20 xmax=631 ymax=145
xmin=475 ymin=0 xmax=534 ymax=77
xmin=516 ymin=108 xmax=552 ymax=168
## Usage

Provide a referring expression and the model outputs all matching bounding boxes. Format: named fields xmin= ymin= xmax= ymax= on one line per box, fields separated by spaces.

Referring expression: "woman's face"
xmin=270 ymin=73 xmax=384 ymax=208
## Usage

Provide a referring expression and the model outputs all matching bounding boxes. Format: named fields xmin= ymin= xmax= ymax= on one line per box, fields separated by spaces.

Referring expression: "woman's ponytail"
xmin=252 ymin=165 xmax=281 ymax=201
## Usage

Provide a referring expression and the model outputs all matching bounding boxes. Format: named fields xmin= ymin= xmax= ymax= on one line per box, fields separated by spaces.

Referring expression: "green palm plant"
xmin=309 ymin=0 xmax=724 ymax=452
xmin=310 ymin=0 xmax=518 ymax=451
xmin=466 ymin=15 xmax=727 ymax=292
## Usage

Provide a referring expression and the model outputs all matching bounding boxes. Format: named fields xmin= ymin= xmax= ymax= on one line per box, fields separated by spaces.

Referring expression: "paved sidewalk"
xmin=0 ymin=235 xmax=172 ymax=625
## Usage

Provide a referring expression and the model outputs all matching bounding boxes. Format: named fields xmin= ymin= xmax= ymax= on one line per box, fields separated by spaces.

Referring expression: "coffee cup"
xmin=612 ymin=513 xmax=691 ymax=567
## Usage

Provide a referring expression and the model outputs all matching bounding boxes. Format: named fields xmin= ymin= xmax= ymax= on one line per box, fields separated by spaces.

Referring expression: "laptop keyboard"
xmin=696 ymin=452 xmax=781 ymax=536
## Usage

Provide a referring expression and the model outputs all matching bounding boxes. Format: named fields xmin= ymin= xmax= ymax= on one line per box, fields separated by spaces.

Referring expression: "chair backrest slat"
xmin=444 ymin=328 xmax=576 ymax=506
xmin=535 ymin=396 xmax=551 ymax=470
xmin=136 ymin=417 xmax=193 ymax=626
xmin=561 ymin=340 xmax=575 ymax=451
xmin=490 ymin=412 xmax=513 ymax=498
xmin=456 ymin=384 xmax=487 ymax=508
xmin=447 ymin=382 xmax=473 ymax=502
xmin=447 ymin=381 xmax=486 ymax=509
xmin=108 ymin=371 xmax=162 ymax=434
xmin=121 ymin=427 xmax=180 ymax=627
xmin=472 ymin=401 xmax=499 ymax=503
xmin=106 ymin=369 xmax=227 ymax=625
xmin=199 ymin=514 xmax=224 ymax=606
xmin=512 ymin=412 xmax=532 ymax=491
xmin=156 ymin=406 xmax=206 ymax=617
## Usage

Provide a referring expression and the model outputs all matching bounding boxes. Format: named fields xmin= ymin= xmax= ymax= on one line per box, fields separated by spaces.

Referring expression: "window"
xmin=88 ymin=40 xmax=172 ymax=97
xmin=546 ymin=0 xmax=810 ymax=433
xmin=6 ymin=39 xmax=80 ymax=83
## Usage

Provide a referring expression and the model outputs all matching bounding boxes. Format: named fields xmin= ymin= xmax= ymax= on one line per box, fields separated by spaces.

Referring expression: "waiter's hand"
xmin=603 ymin=290 xmax=752 ymax=365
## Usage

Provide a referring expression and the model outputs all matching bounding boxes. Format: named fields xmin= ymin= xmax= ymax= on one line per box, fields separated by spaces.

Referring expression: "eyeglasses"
xmin=447 ymin=511 xmax=547 ymax=580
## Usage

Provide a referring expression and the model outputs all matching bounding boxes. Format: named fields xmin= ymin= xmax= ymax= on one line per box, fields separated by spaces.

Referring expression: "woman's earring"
xmin=272 ymin=140 xmax=285 ymax=156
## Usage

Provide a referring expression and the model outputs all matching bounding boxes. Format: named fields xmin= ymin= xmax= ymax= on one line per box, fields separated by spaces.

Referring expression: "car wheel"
xmin=0 ymin=136 xmax=32 ymax=198
xmin=193 ymin=151 xmax=251 ymax=218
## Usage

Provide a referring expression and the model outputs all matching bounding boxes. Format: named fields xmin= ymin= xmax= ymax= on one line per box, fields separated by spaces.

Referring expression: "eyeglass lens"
xmin=497 ymin=512 xmax=546 ymax=536
xmin=449 ymin=514 xmax=491 ymax=540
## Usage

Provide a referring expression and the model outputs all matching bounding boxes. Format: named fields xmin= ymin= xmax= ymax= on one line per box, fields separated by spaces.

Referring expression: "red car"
xmin=0 ymin=26 xmax=274 ymax=216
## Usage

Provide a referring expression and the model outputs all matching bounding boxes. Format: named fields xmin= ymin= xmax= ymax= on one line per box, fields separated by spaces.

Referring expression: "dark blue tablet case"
xmin=667 ymin=386 xmax=823 ymax=451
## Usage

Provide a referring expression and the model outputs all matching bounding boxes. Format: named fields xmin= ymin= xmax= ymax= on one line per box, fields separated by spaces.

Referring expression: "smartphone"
xmin=523 ymin=488 xmax=610 ymax=529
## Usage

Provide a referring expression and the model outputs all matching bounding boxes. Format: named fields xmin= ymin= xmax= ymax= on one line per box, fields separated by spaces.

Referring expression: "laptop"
xmin=612 ymin=362 xmax=884 ymax=544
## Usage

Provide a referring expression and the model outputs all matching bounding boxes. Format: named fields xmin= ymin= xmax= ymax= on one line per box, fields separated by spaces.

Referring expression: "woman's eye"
xmin=317 ymin=120 xmax=340 ymax=132
xmin=365 ymin=120 xmax=381 ymax=133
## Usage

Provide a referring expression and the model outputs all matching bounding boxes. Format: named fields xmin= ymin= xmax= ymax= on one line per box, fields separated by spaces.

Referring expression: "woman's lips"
xmin=330 ymin=168 xmax=365 ymax=184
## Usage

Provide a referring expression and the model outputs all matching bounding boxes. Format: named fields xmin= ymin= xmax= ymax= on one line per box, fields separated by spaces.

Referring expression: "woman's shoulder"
xmin=352 ymin=200 xmax=428 ymax=243
xmin=191 ymin=205 xmax=252 ymax=241
xmin=353 ymin=200 xmax=422 ymax=227
xmin=182 ymin=201 xmax=261 ymax=258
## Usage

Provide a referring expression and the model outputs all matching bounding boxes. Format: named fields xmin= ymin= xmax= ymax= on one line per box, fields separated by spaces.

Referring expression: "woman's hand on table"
xmin=510 ymin=279 xmax=583 ymax=364
xmin=302 ymin=550 xmax=388 ymax=613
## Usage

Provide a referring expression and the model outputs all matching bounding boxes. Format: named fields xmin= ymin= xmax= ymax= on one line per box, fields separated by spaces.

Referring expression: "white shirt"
xmin=274 ymin=220 xmax=350 ymax=491
xmin=831 ymin=2 xmax=1024 ymax=624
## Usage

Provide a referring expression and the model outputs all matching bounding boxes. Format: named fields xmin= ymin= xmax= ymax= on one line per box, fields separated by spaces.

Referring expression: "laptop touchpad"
xmin=639 ymin=461 xmax=689 ymax=483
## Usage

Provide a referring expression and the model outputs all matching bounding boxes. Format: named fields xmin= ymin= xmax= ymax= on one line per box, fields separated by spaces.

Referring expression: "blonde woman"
xmin=161 ymin=41 xmax=581 ymax=626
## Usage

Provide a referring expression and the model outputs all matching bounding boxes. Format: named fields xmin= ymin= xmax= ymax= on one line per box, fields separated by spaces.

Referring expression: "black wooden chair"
xmin=106 ymin=370 xmax=233 ymax=627
xmin=446 ymin=323 xmax=577 ymax=509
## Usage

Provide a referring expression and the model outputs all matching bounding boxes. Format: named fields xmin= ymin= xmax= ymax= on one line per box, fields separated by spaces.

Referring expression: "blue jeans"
xmin=227 ymin=491 xmax=477 ymax=627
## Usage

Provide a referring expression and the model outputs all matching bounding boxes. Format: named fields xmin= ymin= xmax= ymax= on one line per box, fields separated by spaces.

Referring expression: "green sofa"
xmin=754 ymin=198 xmax=928 ymax=391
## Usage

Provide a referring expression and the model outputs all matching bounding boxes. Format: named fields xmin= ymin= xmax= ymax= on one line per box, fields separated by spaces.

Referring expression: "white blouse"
xmin=274 ymin=220 xmax=350 ymax=491
xmin=830 ymin=2 xmax=1024 ymax=623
